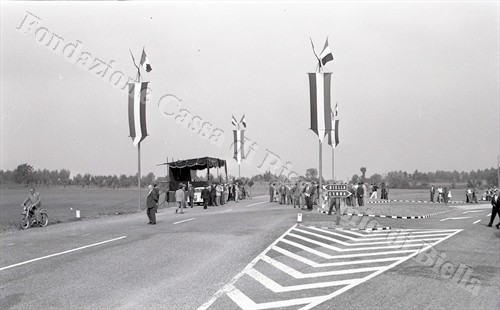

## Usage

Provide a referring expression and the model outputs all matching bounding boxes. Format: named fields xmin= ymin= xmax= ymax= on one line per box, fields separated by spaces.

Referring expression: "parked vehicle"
xmin=193 ymin=187 xmax=204 ymax=205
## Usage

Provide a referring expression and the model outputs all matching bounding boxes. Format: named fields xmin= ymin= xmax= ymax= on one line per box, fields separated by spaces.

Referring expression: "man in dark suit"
xmin=356 ymin=183 xmax=364 ymax=207
xmin=487 ymin=189 xmax=500 ymax=228
xmin=303 ymin=182 xmax=316 ymax=211
xmin=146 ymin=184 xmax=159 ymax=224
xmin=201 ymin=186 xmax=211 ymax=209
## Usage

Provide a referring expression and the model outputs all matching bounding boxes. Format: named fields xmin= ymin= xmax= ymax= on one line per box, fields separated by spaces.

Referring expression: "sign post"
xmin=323 ymin=184 xmax=351 ymax=222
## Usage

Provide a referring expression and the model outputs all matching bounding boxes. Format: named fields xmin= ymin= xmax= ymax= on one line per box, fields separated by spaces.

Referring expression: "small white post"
xmin=297 ymin=213 xmax=302 ymax=223
xmin=76 ymin=210 xmax=80 ymax=218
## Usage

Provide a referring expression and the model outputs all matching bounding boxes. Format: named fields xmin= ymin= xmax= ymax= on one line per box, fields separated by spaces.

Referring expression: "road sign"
xmin=323 ymin=184 xmax=348 ymax=191
xmin=326 ymin=190 xmax=352 ymax=198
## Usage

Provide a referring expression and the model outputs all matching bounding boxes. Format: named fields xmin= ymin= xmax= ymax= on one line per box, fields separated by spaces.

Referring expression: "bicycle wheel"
xmin=39 ymin=212 xmax=49 ymax=227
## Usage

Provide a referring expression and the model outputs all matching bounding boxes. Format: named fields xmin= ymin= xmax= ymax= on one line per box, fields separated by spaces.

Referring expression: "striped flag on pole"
xmin=327 ymin=111 xmax=340 ymax=148
xmin=233 ymin=130 xmax=245 ymax=164
xmin=240 ymin=115 xmax=247 ymax=128
xmin=308 ymin=72 xmax=333 ymax=142
xmin=320 ymin=38 xmax=334 ymax=66
xmin=231 ymin=115 xmax=238 ymax=127
xmin=128 ymin=82 xmax=149 ymax=147
xmin=140 ymin=48 xmax=152 ymax=72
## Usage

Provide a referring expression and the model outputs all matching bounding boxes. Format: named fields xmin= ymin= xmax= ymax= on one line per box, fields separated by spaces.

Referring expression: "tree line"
xmin=250 ymin=167 xmax=499 ymax=189
xmin=2 ymin=163 xmax=498 ymax=189
xmin=0 ymin=164 xmax=160 ymax=188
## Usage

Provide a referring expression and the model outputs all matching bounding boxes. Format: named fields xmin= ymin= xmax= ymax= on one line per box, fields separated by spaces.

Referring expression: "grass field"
xmin=0 ymin=184 xmax=476 ymax=233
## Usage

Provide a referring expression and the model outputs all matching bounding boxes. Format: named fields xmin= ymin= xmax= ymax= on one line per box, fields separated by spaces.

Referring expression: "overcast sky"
xmin=1 ymin=1 xmax=499 ymax=181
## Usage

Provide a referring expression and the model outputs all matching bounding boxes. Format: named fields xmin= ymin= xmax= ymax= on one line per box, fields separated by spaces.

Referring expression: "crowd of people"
xmin=429 ymin=185 xmax=499 ymax=204
xmin=175 ymin=182 xmax=250 ymax=212
xmin=267 ymin=181 xmax=390 ymax=211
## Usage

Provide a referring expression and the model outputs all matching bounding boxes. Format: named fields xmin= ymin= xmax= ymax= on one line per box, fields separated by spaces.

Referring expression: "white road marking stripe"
xmin=463 ymin=210 xmax=484 ymax=214
xmin=261 ymin=255 xmax=381 ymax=278
xmin=307 ymin=227 xmax=453 ymax=241
xmin=246 ymin=201 xmax=268 ymax=207
xmin=294 ymin=228 xmax=442 ymax=246
xmin=246 ymin=268 xmax=360 ymax=292
xmin=287 ymin=233 xmax=427 ymax=251
xmin=0 ymin=236 xmax=127 ymax=271
xmin=440 ymin=217 xmax=471 ymax=222
xmin=473 ymin=220 xmax=481 ymax=224
xmin=487 ymin=213 xmax=491 ymax=217
xmin=226 ymin=285 xmax=324 ymax=309
xmin=83 ymin=233 xmax=90 ymax=236
xmin=197 ymin=225 xmax=298 ymax=310
xmin=173 ymin=218 xmax=195 ymax=225
xmin=272 ymin=245 xmax=403 ymax=267
xmin=280 ymin=238 xmax=416 ymax=259
xmin=221 ymin=209 xmax=233 ymax=213
xmin=300 ymin=229 xmax=463 ymax=310
xmin=7 ymin=243 xmax=15 ymax=246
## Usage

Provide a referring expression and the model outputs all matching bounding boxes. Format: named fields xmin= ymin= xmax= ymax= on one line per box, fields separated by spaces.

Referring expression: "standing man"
xmin=175 ymin=184 xmax=185 ymax=214
xmin=201 ymin=185 xmax=210 ymax=209
xmin=153 ymin=183 xmax=160 ymax=213
xmin=210 ymin=184 xmax=217 ymax=206
xmin=303 ymin=182 xmax=315 ymax=211
xmin=286 ymin=183 xmax=293 ymax=205
xmin=370 ymin=183 xmax=378 ymax=200
xmin=279 ymin=183 xmax=286 ymax=205
xmin=187 ymin=184 xmax=195 ymax=208
xmin=269 ymin=182 xmax=274 ymax=202
xmin=430 ymin=185 xmax=435 ymax=202
xmin=356 ymin=183 xmax=364 ymax=207
xmin=146 ymin=184 xmax=159 ymax=224
xmin=487 ymin=189 xmax=500 ymax=228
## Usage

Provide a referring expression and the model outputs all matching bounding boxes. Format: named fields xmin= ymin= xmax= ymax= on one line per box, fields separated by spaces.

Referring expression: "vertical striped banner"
xmin=128 ymin=82 xmax=149 ymax=146
xmin=233 ymin=130 xmax=245 ymax=164
xmin=328 ymin=119 xmax=340 ymax=148
xmin=308 ymin=73 xmax=332 ymax=142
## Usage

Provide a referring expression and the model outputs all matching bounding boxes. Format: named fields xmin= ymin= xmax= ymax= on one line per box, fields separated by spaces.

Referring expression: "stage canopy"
xmin=159 ymin=157 xmax=228 ymax=190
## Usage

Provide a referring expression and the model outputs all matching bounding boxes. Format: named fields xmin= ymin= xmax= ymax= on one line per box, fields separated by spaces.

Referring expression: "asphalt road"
xmin=1 ymin=198 xmax=499 ymax=309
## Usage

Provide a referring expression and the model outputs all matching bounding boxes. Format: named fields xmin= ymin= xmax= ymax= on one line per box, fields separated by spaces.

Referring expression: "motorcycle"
xmin=21 ymin=204 xmax=49 ymax=229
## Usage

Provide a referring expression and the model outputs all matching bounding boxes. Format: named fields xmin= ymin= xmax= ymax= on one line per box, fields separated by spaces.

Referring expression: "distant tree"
xmin=306 ymin=168 xmax=318 ymax=181
xmin=368 ymin=173 xmax=382 ymax=185
xmin=119 ymin=174 xmax=130 ymax=187
xmin=142 ymin=172 xmax=155 ymax=187
xmin=360 ymin=167 xmax=367 ymax=182
xmin=351 ymin=174 xmax=359 ymax=184
xmin=13 ymin=163 xmax=35 ymax=186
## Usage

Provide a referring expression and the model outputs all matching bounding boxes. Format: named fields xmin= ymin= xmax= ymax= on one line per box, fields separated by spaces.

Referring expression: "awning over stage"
xmin=159 ymin=157 xmax=228 ymax=191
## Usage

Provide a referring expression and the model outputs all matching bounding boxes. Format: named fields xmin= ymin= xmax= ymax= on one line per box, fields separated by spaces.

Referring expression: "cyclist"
xmin=22 ymin=188 xmax=42 ymax=222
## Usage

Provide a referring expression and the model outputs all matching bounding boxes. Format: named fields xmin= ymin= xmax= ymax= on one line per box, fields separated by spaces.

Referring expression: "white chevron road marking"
xmin=280 ymin=238 xmax=417 ymax=259
xmin=226 ymin=286 xmax=324 ymax=309
xmin=287 ymin=233 xmax=430 ymax=252
xmin=260 ymin=255 xmax=382 ymax=278
xmin=295 ymin=227 xmax=442 ymax=246
xmin=200 ymin=226 xmax=462 ymax=310
xmin=246 ymin=268 xmax=361 ymax=292
xmin=272 ymin=245 xmax=404 ymax=267
xmin=300 ymin=229 xmax=462 ymax=310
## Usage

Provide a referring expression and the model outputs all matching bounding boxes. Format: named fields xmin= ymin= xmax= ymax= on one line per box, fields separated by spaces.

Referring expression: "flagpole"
xmin=319 ymin=139 xmax=323 ymax=210
xmin=138 ymin=142 xmax=141 ymax=211
xmin=332 ymin=147 xmax=335 ymax=182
